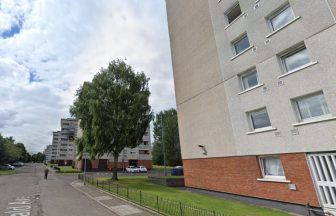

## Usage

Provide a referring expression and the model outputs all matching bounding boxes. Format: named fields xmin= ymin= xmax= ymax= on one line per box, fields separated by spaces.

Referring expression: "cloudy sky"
xmin=0 ymin=0 xmax=176 ymax=153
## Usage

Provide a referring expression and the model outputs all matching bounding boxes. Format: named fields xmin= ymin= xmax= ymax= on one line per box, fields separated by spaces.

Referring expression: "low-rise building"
xmin=75 ymin=127 xmax=152 ymax=171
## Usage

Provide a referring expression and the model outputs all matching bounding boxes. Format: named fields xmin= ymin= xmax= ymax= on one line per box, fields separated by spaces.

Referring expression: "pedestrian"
xmin=44 ymin=167 xmax=49 ymax=179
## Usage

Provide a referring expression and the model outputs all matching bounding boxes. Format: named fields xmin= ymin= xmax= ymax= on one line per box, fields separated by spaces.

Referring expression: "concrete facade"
xmin=166 ymin=0 xmax=336 ymax=214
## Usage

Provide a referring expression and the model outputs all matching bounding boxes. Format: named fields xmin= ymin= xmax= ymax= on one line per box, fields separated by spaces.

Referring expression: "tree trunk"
xmin=112 ymin=153 xmax=118 ymax=181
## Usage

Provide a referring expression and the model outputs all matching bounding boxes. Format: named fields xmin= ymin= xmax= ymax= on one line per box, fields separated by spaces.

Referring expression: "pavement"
xmin=0 ymin=164 xmax=156 ymax=216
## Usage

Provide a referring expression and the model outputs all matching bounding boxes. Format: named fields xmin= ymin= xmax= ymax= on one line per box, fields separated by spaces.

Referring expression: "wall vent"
xmin=262 ymin=86 xmax=268 ymax=92
xmin=291 ymin=128 xmax=299 ymax=135
xmin=278 ymin=80 xmax=285 ymax=86
xmin=252 ymin=47 xmax=257 ymax=52
xmin=274 ymin=131 xmax=281 ymax=137
xmin=254 ymin=3 xmax=260 ymax=10
xmin=264 ymin=39 xmax=270 ymax=45
xmin=243 ymin=13 xmax=248 ymax=18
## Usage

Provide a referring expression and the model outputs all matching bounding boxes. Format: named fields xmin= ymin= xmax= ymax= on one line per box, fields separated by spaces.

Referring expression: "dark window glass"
xmin=234 ymin=35 xmax=250 ymax=55
xmin=226 ymin=4 xmax=242 ymax=24
xmin=250 ymin=109 xmax=271 ymax=129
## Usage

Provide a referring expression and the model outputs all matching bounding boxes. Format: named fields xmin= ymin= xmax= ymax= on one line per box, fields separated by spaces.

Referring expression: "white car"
xmin=138 ymin=166 xmax=147 ymax=173
xmin=126 ymin=166 xmax=139 ymax=173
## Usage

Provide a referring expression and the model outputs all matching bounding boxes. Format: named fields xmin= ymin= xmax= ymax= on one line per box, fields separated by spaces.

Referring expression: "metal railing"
xmin=78 ymin=174 xmax=228 ymax=216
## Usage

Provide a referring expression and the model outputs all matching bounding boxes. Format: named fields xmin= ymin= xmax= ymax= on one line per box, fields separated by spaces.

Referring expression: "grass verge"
xmin=0 ymin=170 xmax=16 ymax=175
xmin=56 ymin=166 xmax=81 ymax=173
xmin=87 ymin=176 xmax=290 ymax=216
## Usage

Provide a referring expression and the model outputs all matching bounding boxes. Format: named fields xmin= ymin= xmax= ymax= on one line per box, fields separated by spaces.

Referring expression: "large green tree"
xmin=0 ymin=134 xmax=30 ymax=164
xmin=152 ymin=109 xmax=182 ymax=166
xmin=71 ymin=59 xmax=152 ymax=180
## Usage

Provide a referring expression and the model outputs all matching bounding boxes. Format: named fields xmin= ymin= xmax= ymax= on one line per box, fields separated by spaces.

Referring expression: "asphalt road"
xmin=0 ymin=164 xmax=116 ymax=216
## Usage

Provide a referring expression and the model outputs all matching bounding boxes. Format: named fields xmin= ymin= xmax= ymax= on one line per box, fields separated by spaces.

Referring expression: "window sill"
xmin=266 ymin=16 xmax=301 ymax=38
xmin=293 ymin=116 xmax=336 ymax=127
xmin=224 ymin=12 xmax=246 ymax=30
xmin=246 ymin=127 xmax=277 ymax=135
xmin=231 ymin=45 xmax=254 ymax=61
xmin=257 ymin=178 xmax=290 ymax=183
xmin=238 ymin=83 xmax=264 ymax=95
xmin=278 ymin=61 xmax=318 ymax=79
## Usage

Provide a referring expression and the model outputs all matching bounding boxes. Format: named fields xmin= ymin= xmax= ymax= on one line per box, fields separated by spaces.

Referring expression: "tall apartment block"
xmin=75 ymin=126 xmax=152 ymax=171
xmin=166 ymin=0 xmax=336 ymax=214
xmin=46 ymin=118 xmax=79 ymax=165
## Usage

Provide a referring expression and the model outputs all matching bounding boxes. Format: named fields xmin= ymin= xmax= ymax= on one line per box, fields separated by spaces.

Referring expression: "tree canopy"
xmin=152 ymin=109 xmax=182 ymax=167
xmin=0 ymin=134 xmax=31 ymax=164
xmin=70 ymin=59 xmax=152 ymax=180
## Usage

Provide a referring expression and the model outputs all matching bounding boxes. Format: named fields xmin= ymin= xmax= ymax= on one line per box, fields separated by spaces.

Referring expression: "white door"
xmin=308 ymin=153 xmax=336 ymax=215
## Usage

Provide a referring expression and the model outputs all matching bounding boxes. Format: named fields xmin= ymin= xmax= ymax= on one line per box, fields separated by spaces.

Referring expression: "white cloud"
xmin=0 ymin=0 xmax=175 ymax=153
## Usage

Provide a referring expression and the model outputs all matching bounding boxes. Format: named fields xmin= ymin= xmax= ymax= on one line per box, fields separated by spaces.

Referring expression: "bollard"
xmin=127 ymin=187 xmax=129 ymax=200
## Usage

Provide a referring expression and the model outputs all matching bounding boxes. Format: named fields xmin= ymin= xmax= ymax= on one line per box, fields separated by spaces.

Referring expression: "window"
xmin=248 ymin=108 xmax=272 ymax=130
xmin=260 ymin=157 xmax=285 ymax=179
xmin=281 ymin=46 xmax=311 ymax=72
xmin=233 ymin=34 xmax=250 ymax=55
xmin=294 ymin=92 xmax=330 ymax=121
xmin=240 ymin=69 xmax=259 ymax=90
xmin=225 ymin=3 xmax=242 ymax=24
xmin=143 ymin=141 xmax=149 ymax=145
xmin=269 ymin=4 xmax=295 ymax=31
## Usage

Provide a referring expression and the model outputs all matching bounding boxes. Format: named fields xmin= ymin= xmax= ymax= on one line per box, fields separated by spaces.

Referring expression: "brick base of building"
xmin=183 ymin=153 xmax=320 ymax=207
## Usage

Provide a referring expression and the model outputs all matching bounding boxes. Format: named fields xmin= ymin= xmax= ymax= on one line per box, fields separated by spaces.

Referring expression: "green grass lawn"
xmin=152 ymin=165 xmax=173 ymax=171
xmin=0 ymin=170 xmax=16 ymax=175
xmin=57 ymin=166 xmax=81 ymax=173
xmin=93 ymin=176 xmax=289 ymax=216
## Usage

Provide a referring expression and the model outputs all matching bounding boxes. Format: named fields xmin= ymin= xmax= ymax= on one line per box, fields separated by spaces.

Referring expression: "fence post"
xmin=179 ymin=202 xmax=183 ymax=216
xmin=139 ymin=191 xmax=142 ymax=206
xmin=117 ymin=184 xmax=119 ymax=195
xmin=109 ymin=182 xmax=111 ymax=192
xmin=213 ymin=210 xmax=216 ymax=216
xmin=156 ymin=195 xmax=159 ymax=213
xmin=96 ymin=179 xmax=98 ymax=187
xmin=127 ymin=187 xmax=129 ymax=200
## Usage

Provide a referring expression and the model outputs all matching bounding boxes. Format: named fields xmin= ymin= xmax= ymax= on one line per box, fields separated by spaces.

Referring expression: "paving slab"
xmin=71 ymin=180 xmax=157 ymax=216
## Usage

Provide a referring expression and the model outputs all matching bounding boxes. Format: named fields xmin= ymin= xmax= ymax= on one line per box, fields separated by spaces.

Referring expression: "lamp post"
xmin=83 ymin=152 xmax=88 ymax=185
xmin=161 ymin=115 xmax=167 ymax=177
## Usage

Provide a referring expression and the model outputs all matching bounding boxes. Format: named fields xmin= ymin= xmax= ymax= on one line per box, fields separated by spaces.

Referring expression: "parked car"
xmin=171 ymin=166 xmax=183 ymax=176
xmin=138 ymin=166 xmax=147 ymax=173
xmin=13 ymin=162 xmax=24 ymax=167
xmin=0 ymin=164 xmax=15 ymax=170
xmin=126 ymin=166 xmax=140 ymax=173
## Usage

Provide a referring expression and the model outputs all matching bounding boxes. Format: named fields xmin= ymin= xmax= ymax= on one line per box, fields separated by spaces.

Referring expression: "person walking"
xmin=44 ymin=167 xmax=49 ymax=179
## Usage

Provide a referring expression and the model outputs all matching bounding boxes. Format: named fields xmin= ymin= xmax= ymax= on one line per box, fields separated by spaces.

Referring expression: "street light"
xmin=83 ymin=152 xmax=89 ymax=185
xmin=161 ymin=115 xmax=167 ymax=177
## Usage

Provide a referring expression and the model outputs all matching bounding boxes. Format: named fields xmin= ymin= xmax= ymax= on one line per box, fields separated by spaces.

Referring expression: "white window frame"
xmin=239 ymin=68 xmax=260 ymax=91
xmin=267 ymin=3 xmax=295 ymax=32
xmin=259 ymin=156 xmax=286 ymax=180
xmin=232 ymin=33 xmax=250 ymax=55
xmin=292 ymin=91 xmax=331 ymax=123
xmin=247 ymin=107 xmax=272 ymax=131
xmin=224 ymin=2 xmax=242 ymax=25
xmin=280 ymin=44 xmax=311 ymax=73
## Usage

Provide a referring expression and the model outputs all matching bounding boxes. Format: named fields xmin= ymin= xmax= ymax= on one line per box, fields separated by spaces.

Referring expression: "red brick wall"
xmin=183 ymin=153 xmax=320 ymax=207
xmin=138 ymin=160 xmax=153 ymax=169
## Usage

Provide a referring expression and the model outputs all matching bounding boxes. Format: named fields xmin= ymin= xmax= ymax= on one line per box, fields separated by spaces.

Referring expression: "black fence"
xmin=78 ymin=174 xmax=229 ymax=216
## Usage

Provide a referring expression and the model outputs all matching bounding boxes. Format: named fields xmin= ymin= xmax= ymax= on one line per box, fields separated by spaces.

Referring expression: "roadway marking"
xmin=5 ymin=197 xmax=31 ymax=216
